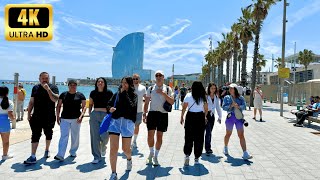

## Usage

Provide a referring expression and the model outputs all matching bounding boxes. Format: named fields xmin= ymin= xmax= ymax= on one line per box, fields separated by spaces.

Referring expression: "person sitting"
xmin=293 ymin=96 xmax=320 ymax=127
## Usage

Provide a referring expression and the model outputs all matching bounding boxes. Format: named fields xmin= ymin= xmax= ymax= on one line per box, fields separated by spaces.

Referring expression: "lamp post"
xmin=280 ymin=0 xmax=289 ymax=116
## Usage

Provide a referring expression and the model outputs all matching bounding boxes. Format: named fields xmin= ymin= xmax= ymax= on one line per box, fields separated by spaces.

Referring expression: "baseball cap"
xmin=229 ymin=83 xmax=237 ymax=88
xmin=68 ymin=79 xmax=77 ymax=85
xmin=155 ymin=70 xmax=164 ymax=77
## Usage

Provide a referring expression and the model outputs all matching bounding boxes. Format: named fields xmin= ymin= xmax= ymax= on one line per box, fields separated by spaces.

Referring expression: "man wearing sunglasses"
xmin=131 ymin=74 xmax=147 ymax=149
xmin=143 ymin=70 xmax=174 ymax=166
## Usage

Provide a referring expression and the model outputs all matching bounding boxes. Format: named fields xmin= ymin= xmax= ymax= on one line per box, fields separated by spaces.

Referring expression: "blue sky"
xmin=0 ymin=0 xmax=320 ymax=82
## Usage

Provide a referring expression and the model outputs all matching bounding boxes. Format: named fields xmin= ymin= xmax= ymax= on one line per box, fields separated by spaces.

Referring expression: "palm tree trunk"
xmin=232 ymin=50 xmax=238 ymax=83
xmin=226 ymin=58 xmax=230 ymax=83
xmin=219 ymin=59 xmax=224 ymax=86
xmin=238 ymin=58 xmax=241 ymax=82
xmin=257 ymin=70 xmax=261 ymax=84
xmin=241 ymin=44 xmax=248 ymax=87
xmin=217 ymin=63 xmax=221 ymax=86
xmin=305 ymin=66 xmax=307 ymax=82
xmin=212 ymin=65 xmax=216 ymax=83
xmin=250 ymin=22 xmax=261 ymax=107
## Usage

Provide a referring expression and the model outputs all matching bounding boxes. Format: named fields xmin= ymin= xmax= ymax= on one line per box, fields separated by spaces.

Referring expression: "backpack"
xmin=245 ymin=88 xmax=251 ymax=96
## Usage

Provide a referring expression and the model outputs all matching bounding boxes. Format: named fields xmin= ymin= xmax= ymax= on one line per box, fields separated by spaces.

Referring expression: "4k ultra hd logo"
xmin=5 ymin=4 xmax=53 ymax=41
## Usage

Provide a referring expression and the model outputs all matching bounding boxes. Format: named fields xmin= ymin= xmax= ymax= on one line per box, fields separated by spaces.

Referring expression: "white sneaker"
xmin=153 ymin=157 xmax=159 ymax=166
xmin=2 ymin=154 xmax=13 ymax=160
xmin=109 ymin=172 xmax=118 ymax=180
xmin=184 ymin=156 xmax=189 ymax=166
xmin=131 ymin=141 xmax=137 ymax=148
xmin=127 ymin=159 xmax=132 ymax=171
xmin=91 ymin=159 xmax=100 ymax=164
xmin=242 ymin=151 xmax=253 ymax=160
xmin=146 ymin=154 xmax=153 ymax=165
xmin=194 ymin=158 xmax=200 ymax=165
xmin=101 ymin=146 xmax=107 ymax=157
xmin=223 ymin=147 xmax=229 ymax=155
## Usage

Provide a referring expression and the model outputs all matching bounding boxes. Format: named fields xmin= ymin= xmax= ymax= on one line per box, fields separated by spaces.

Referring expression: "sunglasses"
xmin=133 ymin=78 xmax=139 ymax=80
xmin=155 ymin=74 xmax=163 ymax=77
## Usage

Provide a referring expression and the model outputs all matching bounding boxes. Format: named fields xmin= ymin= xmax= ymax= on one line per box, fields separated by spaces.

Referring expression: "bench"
xmin=307 ymin=116 xmax=320 ymax=126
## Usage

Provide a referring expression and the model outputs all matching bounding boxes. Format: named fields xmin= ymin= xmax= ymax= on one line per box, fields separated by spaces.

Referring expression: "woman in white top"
xmin=0 ymin=86 xmax=15 ymax=160
xmin=205 ymin=83 xmax=222 ymax=155
xmin=253 ymin=85 xmax=263 ymax=121
xmin=180 ymin=81 xmax=208 ymax=166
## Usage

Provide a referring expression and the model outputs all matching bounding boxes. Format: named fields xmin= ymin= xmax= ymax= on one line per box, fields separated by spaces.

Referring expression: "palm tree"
xmin=298 ymin=49 xmax=315 ymax=82
xmin=216 ymin=41 xmax=226 ymax=86
xmin=274 ymin=57 xmax=282 ymax=69
xmin=202 ymin=63 xmax=210 ymax=84
xmin=238 ymin=6 xmax=254 ymax=87
xmin=238 ymin=49 xmax=242 ymax=82
xmin=250 ymin=0 xmax=277 ymax=106
xmin=231 ymin=23 xmax=241 ymax=83
xmin=224 ymin=32 xmax=233 ymax=83
xmin=256 ymin=54 xmax=267 ymax=84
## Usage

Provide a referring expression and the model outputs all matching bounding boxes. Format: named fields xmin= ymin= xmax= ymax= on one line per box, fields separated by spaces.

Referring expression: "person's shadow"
xmin=137 ymin=165 xmax=173 ymax=180
xmin=179 ymin=163 xmax=209 ymax=176
xmin=131 ymin=147 xmax=144 ymax=158
xmin=44 ymin=156 xmax=77 ymax=169
xmin=224 ymin=154 xmax=253 ymax=166
xmin=201 ymin=153 xmax=223 ymax=164
xmin=11 ymin=157 xmax=47 ymax=172
xmin=119 ymin=171 xmax=130 ymax=180
xmin=76 ymin=158 xmax=106 ymax=173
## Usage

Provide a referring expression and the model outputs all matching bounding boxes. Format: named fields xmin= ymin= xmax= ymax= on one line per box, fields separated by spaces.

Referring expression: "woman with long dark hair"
xmin=89 ymin=77 xmax=113 ymax=164
xmin=180 ymin=81 xmax=208 ymax=166
xmin=205 ymin=83 xmax=222 ymax=155
xmin=0 ymin=86 xmax=15 ymax=160
xmin=222 ymin=83 xmax=252 ymax=160
xmin=107 ymin=76 xmax=137 ymax=180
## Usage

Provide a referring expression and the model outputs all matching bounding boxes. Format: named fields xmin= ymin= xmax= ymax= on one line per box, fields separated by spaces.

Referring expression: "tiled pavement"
xmin=1 ymin=102 xmax=320 ymax=179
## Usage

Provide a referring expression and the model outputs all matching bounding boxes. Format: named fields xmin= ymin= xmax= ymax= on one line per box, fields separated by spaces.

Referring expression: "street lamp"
xmin=280 ymin=0 xmax=289 ymax=116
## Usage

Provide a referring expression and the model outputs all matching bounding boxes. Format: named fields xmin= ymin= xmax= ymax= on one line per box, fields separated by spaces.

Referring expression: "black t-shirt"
xmin=108 ymin=91 xmax=137 ymax=122
xmin=90 ymin=89 xmax=113 ymax=108
xmin=180 ymin=87 xmax=187 ymax=96
xmin=31 ymin=84 xmax=59 ymax=118
xmin=60 ymin=91 xmax=86 ymax=119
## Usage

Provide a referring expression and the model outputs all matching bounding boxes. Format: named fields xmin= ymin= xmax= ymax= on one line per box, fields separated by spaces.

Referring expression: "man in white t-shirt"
xmin=131 ymin=74 xmax=147 ymax=148
xmin=143 ymin=70 xmax=174 ymax=166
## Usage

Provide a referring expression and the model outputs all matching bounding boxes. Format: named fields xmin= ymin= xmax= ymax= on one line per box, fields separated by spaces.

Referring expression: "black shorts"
xmin=147 ymin=111 xmax=168 ymax=132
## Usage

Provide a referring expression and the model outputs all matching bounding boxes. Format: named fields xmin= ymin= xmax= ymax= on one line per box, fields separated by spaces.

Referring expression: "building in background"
xmin=112 ymin=32 xmax=154 ymax=81
xmin=247 ymin=72 xmax=273 ymax=86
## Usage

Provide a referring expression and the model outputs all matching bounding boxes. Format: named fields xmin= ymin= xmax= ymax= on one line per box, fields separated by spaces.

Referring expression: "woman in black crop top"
xmin=107 ymin=76 xmax=137 ymax=179
xmin=88 ymin=77 xmax=113 ymax=164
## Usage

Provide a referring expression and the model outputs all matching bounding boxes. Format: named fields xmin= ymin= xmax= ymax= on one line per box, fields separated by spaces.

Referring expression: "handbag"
xmin=99 ymin=93 xmax=119 ymax=135
xmin=231 ymin=96 xmax=244 ymax=119
xmin=163 ymin=86 xmax=172 ymax=112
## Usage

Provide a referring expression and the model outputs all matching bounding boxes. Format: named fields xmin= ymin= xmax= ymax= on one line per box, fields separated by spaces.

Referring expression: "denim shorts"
xmin=108 ymin=117 xmax=135 ymax=138
xmin=0 ymin=114 xmax=10 ymax=133
xmin=135 ymin=112 xmax=143 ymax=125
xmin=225 ymin=112 xmax=243 ymax=131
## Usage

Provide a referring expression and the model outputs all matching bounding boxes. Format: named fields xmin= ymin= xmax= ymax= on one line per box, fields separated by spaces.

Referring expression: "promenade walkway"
xmin=1 ymin=102 xmax=320 ymax=179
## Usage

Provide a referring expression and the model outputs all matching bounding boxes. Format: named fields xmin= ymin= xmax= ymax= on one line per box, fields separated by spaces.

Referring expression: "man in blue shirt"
xmin=294 ymin=96 xmax=320 ymax=127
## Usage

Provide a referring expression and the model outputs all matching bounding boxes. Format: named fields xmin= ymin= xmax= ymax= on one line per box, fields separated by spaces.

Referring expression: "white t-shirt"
xmin=135 ymin=84 xmax=147 ymax=113
xmin=146 ymin=84 xmax=173 ymax=113
xmin=183 ymin=92 xmax=205 ymax=112
xmin=0 ymin=98 xmax=14 ymax=114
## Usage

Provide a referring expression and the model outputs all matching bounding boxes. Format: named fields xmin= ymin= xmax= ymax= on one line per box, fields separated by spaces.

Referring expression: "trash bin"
xmin=283 ymin=93 xmax=288 ymax=103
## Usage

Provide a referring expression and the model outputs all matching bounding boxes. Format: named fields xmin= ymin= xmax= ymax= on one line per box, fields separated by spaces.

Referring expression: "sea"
xmin=0 ymin=80 xmax=118 ymax=109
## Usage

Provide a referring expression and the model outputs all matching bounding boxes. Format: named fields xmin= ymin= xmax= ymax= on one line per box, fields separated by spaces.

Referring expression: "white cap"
xmin=155 ymin=70 xmax=164 ymax=77
xmin=229 ymin=83 xmax=237 ymax=88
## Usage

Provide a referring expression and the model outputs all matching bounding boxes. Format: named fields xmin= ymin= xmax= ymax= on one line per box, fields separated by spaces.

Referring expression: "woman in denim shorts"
xmin=222 ymin=83 xmax=252 ymax=160
xmin=107 ymin=76 xmax=137 ymax=180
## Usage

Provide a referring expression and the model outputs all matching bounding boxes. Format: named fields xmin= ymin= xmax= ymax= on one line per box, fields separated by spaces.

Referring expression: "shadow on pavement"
xmin=178 ymin=164 xmax=209 ymax=176
xmin=200 ymin=153 xmax=223 ymax=163
xmin=119 ymin=171 xmax=130 ymax=180
xmin=44 ymin=156 xmax=76 ymax=169
xmin=137 ymin=165 xmax=173 ymax=180
xmin=76 ymin=159 xmax=106 ymax=173
xmin=224 ymin=154 xmax=253 ymax=167
xmin=11 ymin=157 xmax=46 ymax=172
xmin=262 ymin=107 xmax=289 ymax=113
xmin=131 ymin=147 xmax=144 ymax=158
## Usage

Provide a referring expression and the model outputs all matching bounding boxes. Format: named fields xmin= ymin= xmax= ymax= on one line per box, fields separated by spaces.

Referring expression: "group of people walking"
xmin=0 ymin=71 xmax=257 ymax=180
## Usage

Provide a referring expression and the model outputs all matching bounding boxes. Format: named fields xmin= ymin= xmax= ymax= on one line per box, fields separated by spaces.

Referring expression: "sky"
xmin=0 ymin=0 xmax=320 ymax=82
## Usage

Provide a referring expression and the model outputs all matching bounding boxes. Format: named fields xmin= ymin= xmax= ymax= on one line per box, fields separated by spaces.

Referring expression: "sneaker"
xmin=2 ymin=154 xmax=13 ymax=160
xmin=127 ymin=159 xmax=132 ymax=171
xmin=252 ymin=117 xmax=256 ymax=120
xmin=153 ymin=157 xmax=159 ymax=166
xmin=146 ymin=154 xmax=153 ymax=165
xmin=101 ymin=150 xmax=106 ymax=157
xmin=194 ymin=158 xmax=200 ymax=165
xmin=296 ymin=124 xmax=303 ymax=127
xmin=70 ymin=154 xmax=77 ymax=158
xmin=91 ymin=159 xmax=100 ymax=164
xmin=44 ymin=150 xmax=50 ymax=158
xmin=223 ymin=147 xmax=229 ymax=155
xmin=184 ymin=156 xmax=189 ymax=166
xmin=24 ymin=156 xmax=37 ymax=164
xmin=293 ymin=123 xmax=297 ymax=126
xmin=260 ymin=118 xmax=262 ymax=122
xmin=109 ymin=172 xmax=118 ymax=180
xmin=242 ymin=152 xmax=253 ymax=160
xmin=54 ymin=155 xmax=64 ymax=161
